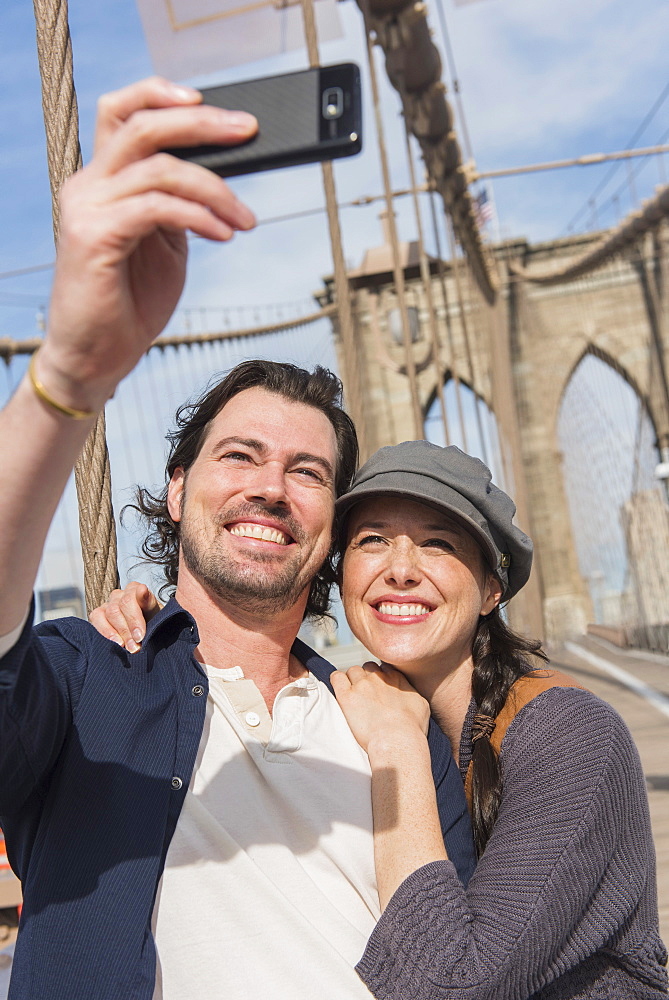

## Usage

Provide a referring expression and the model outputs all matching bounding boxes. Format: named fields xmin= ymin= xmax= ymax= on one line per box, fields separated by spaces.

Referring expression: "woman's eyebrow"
xmin=352 ymin=519 xmax=465 ymax=534
xmin=351 ymin=520 xmax=390 ymax=532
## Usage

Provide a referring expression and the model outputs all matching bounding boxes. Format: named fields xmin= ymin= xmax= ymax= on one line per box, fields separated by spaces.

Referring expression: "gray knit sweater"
xmin=356 ymin=686 xmax=668 ymax=999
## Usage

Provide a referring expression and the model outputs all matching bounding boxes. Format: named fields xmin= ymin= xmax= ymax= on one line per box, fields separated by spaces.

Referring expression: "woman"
xmin=329 ymin=440 xmax=667 ymax=998
xmin=95 ymin=440 xmax=668 ymax=998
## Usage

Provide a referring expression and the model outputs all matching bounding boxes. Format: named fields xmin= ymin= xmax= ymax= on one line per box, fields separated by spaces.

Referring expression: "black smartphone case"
xmin=169 ymin=64 xmax=361 ymax=177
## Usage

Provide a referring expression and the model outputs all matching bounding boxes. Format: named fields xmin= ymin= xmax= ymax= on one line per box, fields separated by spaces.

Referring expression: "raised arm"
xmin=0 ymin=77 xmax=257 ymax=635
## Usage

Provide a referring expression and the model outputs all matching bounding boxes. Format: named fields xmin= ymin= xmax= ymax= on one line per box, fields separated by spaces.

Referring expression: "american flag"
xmin=474 ymin=187 xmax=494 ymax=229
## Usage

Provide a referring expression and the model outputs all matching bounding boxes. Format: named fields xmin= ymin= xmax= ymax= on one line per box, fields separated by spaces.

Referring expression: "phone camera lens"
xmin=322 ymin=87 xmax=343 ymax=120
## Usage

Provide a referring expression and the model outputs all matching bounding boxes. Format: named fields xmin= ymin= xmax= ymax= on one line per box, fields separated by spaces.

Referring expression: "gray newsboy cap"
xmin=335 ymin=440 xmax=533 ymax=600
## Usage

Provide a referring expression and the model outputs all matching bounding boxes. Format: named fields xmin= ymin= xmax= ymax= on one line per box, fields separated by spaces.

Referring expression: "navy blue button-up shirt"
xmin=0 ymin=598 xmax=475 ymax=999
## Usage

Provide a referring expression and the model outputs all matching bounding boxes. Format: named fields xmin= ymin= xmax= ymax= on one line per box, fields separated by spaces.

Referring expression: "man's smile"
xmin=227 ymin=521 xmax=293 ymax=546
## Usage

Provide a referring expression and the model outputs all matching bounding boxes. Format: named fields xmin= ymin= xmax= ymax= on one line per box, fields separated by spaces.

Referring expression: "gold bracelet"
xmin=28 ymin=352 xmax=96 ymax=420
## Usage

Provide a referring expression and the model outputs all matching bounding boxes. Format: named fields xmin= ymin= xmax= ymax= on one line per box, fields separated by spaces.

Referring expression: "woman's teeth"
xmin=229 ymin=523 xmax=289 ymax=545
xmin=377 ymin=603 xmax=431 ymax=617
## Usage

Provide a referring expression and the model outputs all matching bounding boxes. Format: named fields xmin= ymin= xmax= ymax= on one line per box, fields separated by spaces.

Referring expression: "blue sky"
xmin=2 ymin=0 xmax=668 ymax=345
xmin=1 ymin=0 xmax=668 ymax=613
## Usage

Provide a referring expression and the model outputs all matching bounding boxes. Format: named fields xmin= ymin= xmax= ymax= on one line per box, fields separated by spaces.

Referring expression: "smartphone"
xmin=169 ymin=63 xmax=362 ymax=178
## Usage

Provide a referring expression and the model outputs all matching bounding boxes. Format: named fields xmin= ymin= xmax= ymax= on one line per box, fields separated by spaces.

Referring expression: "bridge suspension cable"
xmin=508 ymin=183 xmax=669 ymax=285
xmin=0 ymin=304 xmax=337 ymax=362
xmin=360 ymin=0 xmax=424 ymax=439
xmin=404 ymin=127 xmax=452 ymax=444
xmin=32 ymin=0 xmax=120 ymax=613
xmin=564 ymin=79 xmax=669 ymax=235
xmin=357 ymin=0 xmax=496 ymax=303
xmin=471 ymin=145 xmax=669 ymax=182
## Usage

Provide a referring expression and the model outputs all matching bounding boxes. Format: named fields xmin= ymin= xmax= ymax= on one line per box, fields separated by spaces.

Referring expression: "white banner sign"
xmin=136 ymin=0 xmax=342 ymax=80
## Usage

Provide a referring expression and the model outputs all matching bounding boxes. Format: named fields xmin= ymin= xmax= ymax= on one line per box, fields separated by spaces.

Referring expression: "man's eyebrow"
xmin=210 ymin=436 xmax=266 ymax=454
xmin=209 ymin=439 xmax=334 ymax=479
xmin=292 ymin=452 xmax=335 ymax=479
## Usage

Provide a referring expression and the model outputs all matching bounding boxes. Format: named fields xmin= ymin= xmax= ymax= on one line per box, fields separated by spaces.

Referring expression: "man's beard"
xmin=179 ymin=500 xmax=322 ymax=615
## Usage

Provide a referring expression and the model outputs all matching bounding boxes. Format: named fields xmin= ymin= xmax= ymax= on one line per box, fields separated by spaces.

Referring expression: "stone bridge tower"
xmin=317 ymin=225 xmax=669 ymax=643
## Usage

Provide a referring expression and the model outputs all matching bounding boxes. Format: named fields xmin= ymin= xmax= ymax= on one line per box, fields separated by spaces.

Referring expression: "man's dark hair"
xmin=127 ymin=360 xmax=358 ymax=619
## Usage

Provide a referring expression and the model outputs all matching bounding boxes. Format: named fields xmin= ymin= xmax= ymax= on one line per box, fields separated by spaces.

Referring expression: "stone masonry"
xmin=317 ymin=225 xmax=669 ymax=643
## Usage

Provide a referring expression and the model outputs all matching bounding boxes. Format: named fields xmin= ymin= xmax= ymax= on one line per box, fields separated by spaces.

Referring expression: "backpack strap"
xmin=464 ymin=669 xmax=586 ymax=812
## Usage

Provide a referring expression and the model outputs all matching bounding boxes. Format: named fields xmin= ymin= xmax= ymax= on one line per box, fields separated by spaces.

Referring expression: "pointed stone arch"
xmin=558 ymin=342 xmax=655 ymax=434
xmin=557 ymin=351 xmax=661 ymax=631
xmin=322 ymin=228 xmax=669 ymax=640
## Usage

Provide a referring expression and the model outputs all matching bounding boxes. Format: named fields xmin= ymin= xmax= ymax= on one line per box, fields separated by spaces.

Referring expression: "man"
xmin=0 ymin=78 xmax=474 ymax=999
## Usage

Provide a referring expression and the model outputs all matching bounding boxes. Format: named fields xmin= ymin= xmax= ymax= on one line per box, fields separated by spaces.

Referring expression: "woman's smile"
xmin=372 ymin=597 xmax=435 ymax=622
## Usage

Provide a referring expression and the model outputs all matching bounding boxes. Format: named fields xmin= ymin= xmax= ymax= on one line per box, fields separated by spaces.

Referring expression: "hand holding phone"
xmin=168 ymin=63 xmax=362 ymax=177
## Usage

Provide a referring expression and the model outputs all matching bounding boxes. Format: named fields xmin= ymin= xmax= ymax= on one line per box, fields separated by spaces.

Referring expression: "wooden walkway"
xmin=554 ymin=635 xmax=669 ymax=944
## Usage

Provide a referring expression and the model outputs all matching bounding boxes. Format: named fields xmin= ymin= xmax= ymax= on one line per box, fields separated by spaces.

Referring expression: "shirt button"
xmin=171 ymin=776 xmax=183 ymax=790
xmin=245 ymin=711 xmax=261 ymax=728
xmin=192 ymin=684 xmax=205 ymax=697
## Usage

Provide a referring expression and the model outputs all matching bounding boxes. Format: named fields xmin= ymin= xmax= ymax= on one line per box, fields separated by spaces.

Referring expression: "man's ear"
xmin=334 ymin=553 xmax=343 ymax=591
xmin=333 ymin=523 xmax=346 ymax=590
xmin=167 ymin=468 xmax=185 ymax=523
